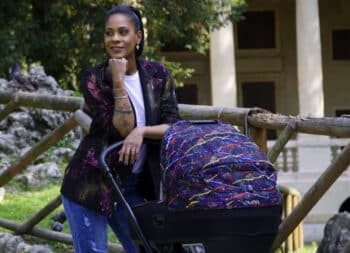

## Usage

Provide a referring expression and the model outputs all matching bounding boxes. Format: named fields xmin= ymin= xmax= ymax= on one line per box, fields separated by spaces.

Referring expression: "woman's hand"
xmin=109 ymin=58 xmax=128 ymax=88
xmin=118 ymin=127 xmax=145 ymax=165
xmin=118 ymin=124 xmax=169 ymax=165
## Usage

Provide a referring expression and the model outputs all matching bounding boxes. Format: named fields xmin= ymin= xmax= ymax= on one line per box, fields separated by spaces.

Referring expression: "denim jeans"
xmin=62 ymin=174 xmax=145 ymax=253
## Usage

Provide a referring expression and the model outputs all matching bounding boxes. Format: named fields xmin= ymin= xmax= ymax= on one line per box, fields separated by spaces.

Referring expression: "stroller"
xmin=99 ymin=120 xmax=282 ymax=253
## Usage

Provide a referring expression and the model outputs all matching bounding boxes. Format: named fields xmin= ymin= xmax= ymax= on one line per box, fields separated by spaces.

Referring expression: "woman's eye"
xmin=119 ymin=28 xmax=129 ymax=36
xmin=105 ymin=31 xmax=113 ymax=36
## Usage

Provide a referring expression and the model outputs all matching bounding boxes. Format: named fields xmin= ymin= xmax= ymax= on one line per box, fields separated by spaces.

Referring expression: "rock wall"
xmin=0 ymin=65 xmax=80 ymax=185
xmin=0 ymin=232 xmax=54 ymax=253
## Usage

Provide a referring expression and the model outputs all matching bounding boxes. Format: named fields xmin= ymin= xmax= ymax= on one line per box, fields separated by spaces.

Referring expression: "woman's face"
xmin=104 ymin=13 xmax=141 ymax=60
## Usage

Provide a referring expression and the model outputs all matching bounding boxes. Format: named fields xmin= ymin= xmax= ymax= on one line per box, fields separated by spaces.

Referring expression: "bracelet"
xmin=114 ymin=95 xmax=128 ymax=99
xmin=114 ymin=109 xmax=133 ymax=114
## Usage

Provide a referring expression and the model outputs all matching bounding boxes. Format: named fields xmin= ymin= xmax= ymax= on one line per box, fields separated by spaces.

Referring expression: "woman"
xmin=60 ymin=5 xmax=180 ymax=253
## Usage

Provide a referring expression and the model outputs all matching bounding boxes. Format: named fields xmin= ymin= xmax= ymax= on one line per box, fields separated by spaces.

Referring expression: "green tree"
xmin=142 ymin=0 xmax=246 ymax=53
xmin=0 ymin=0 xmax=118 ymax=89
xmin=0 ymin=0 xmax=246 ymax=89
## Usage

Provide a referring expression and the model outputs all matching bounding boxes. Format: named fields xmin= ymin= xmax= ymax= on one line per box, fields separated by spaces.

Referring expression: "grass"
xmin=1 ymin=184 xmax=61 ymax=223
xmin=0 ymin=182 xmax=119 ymax=252
xmin=293 ymin=242 xmax=318 ymax=253
xmin=0 ymin=183 xmax=71 ymax=252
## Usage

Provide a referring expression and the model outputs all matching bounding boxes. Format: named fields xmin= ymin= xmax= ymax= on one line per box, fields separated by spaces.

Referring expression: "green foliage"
xmin=142 ymin=0 xmax=247 ymax=53
xmin=292 ymin=242 xmax=318 ymax=253
xmin=0 ymin=0 xmax=246 ymax=90
xmin=0 ymin=183 xmax=73 ymax=252
xmin=0 ymin=0 xmax=121 ymax=88
xmin=0 ymin=185 xmax=62 ymax=222
xmin=150 ymin=55 xmax=195 ymax=87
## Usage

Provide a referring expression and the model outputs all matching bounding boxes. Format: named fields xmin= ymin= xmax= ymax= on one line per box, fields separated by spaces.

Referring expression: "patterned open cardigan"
xmin=60 ymin=59 xmax=180 ymax=217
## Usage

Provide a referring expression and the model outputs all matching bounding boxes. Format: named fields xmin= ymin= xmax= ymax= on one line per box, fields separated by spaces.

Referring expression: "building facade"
xmin=167 ymin=0 xmax=350 ymax=118
xmin=164 ymin=0 xmax=350 ymax=241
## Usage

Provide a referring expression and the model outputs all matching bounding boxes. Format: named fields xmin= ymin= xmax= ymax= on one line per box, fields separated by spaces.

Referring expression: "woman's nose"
xmin=112 ymin=33 xmax=120 ymax=41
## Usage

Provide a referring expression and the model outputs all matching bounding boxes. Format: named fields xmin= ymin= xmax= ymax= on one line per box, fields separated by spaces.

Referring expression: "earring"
xmin=136 ymin=44 xmax=140 ymax=51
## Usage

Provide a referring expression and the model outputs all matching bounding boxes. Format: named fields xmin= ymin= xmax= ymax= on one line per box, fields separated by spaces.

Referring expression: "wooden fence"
xmin=1 ymin=91 xmax=350 ymax=252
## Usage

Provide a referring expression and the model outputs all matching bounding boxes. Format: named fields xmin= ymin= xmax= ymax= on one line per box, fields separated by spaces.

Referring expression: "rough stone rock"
xmin=0 ymin=233 xmax=13 ymax=252
xmin=0 ymin=155 xmax=10 ymax=174
xmin=0 ymin=117 xmax=8 ymax=130
xmin=0 ymin=232 xmax=53 ymax=253
xmin=19 ymin=146 xmax=32 ymax=158
xmin=0 ymin=78 xmax=8 ymax=90
xmin=16 ymin=243 xmax=54 ymax=253
xmin=8 ymin=112 xmax=35 ymax=129
xmin=8 ymin=124 xmax=30 ymax=149
xmin=0 ymin=64 xmax=79 ymax=164
xmin=52 ymin=147 xmax=75 ymax=162
xmin=0 ymin=133 xmax=16 ymax=154
xmin=317 ymin=212 xmax=350 ymax=253
xmin=28 ymin=66 xmax=60 ymax=95
xmin=17 ymin=162 xmax=61 ymax=187
xmin=3 ymin=235 xmax=23 ymax=253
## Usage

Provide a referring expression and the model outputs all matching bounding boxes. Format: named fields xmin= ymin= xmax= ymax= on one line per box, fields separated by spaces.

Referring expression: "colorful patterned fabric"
xmin=160 ymin=120 xmax=281 ymax=210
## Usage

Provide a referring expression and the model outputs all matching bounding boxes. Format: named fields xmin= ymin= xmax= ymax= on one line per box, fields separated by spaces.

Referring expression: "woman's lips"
xmin=111 ymin=47 xmax=123 ymax=53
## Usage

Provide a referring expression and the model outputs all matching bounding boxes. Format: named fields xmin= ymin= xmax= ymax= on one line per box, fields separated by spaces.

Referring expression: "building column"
xmin=295 ymin=0 xmax=330 ymax=172
xmin=296 ymin=0 xmax=324 ymax=117
xmin=295 ymin=0 xmax=330 ymax=173
xmin=280 ymin=0 xmax=348 ymax=227
xmin=209 ymin=22 xmax=237 ymax=107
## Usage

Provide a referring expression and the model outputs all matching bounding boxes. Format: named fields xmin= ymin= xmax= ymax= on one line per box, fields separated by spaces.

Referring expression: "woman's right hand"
xmin=118 ymin=127 xmax=145 ymax=165
xmin=109 ymin=58 xmax=128 ymax=88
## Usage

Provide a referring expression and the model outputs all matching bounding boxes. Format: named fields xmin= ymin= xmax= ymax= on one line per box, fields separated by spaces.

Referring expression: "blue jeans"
xmin=62 ymin=174 xmax=145 ymax=253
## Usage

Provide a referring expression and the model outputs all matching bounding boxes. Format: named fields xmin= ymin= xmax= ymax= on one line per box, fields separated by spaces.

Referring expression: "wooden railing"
xmin=1 ymin=91 xmax=350 ymax=252
xmin=267 ymin=137 xmax=350 ymax=173
xmin=268 ymin=140 xmax=299 ymax=172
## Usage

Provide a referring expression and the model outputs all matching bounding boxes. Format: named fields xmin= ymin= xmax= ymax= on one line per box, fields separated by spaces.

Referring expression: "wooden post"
xmin=285 ymin=194 xmax=293 ymax=252
xmin=277 ymin=185 xmax=302 ymax=252
xmin=268 ymin=120 xmax=297 ymax=162
xmin=248 ymin=112 xmax=350 ymax=137
xmin=74 ymin=109 xmax=91 ymax=133
xmin=271 ymin=141 xmax=350 ymax=251
xmin=17 ymin=195 xmax=62 ymax=234
xmin=2 ymin=92 xmax=350 ymax=136
xmin=0 ymin=99 xmax=18 ymax=122
xmin=249 ymin=126 xmax=267 ymax=154
xmin=292 ymin=195 xmax=304 ymax=251
xmin=0 ymin=116 xmax=78 ymax=186
xmin=0 ymin=91 xmax=82 ymax=112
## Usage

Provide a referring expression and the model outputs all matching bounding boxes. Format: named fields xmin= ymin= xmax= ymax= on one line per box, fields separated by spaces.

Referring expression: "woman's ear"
xmin=136 ymin=31 xmax=142 ymax=45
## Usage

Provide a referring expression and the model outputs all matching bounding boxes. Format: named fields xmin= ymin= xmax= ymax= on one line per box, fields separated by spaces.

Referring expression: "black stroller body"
xmin=99 ymin=121 xmax=281 ymax=253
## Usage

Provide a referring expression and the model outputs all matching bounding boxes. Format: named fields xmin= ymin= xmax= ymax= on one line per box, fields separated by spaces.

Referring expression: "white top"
xmin=124 ymin=71 xmax=146 ymax=173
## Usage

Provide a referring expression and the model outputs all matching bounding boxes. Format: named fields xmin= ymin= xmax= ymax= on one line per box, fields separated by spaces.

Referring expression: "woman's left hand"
xmin=118 ymin=127 xmax=145 ymax=165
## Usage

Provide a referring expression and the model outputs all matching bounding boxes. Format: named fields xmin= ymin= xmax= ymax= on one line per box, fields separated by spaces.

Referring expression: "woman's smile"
xmin=110 ymin=46 xmax=124 ymax=53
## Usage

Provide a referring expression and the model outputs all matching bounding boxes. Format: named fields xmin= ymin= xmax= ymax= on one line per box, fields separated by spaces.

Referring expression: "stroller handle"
xmin=99 ymin=140 xmax=154 ymax=253
xmin=99 ymin=141 xmax=124 ymax=174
